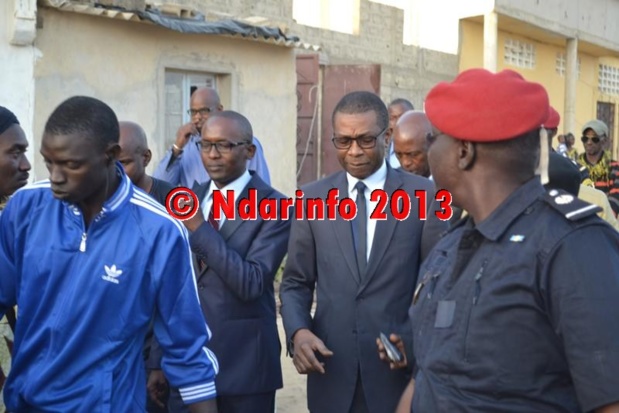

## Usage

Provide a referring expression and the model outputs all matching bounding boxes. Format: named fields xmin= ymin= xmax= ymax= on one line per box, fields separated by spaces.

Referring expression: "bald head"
xmin=393 ymin=111 xmax=432 ymax=177
xmin=118 ymin=121 xmax=151 ymax=187
xmin=119 ymin=121 xmax=147 ymax=154
xmin=190 ymin=88 xmax=223 ymax=132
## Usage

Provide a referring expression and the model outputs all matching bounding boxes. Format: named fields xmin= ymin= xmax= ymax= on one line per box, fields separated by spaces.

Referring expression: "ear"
xmin=246 ymin=143 xmax=256 ymax=160
xmin=105 ymin=143 xmax=121 ymax=165
xmin=217 ymin=104 xmax=224 ymax=112
xmin=458 ymin=140 xmax=476 ymax=170
xmin=385 ymin=128 xmax=392 ymax=145
xmin=143 ymin=149 xmax=152 ymax=167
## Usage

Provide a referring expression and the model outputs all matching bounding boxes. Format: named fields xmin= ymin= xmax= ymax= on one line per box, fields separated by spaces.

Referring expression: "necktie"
xmin=208 ymin=205 xmax=219 ymax=231
xmin=199 ymin=202 xmax=219 ymax=271
xmin=354 ymin=181 xmax=367 ymax=280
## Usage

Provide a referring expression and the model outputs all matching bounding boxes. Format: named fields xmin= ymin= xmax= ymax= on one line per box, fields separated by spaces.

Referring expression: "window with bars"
xmin=556 ymin=52 xmax=581 ymax=78
xmin=504 ymin=38 xmax=536 ymax=69
xmin=599 ymin=64 xmax=619 ymax=95
xmin=164 ymin=70 xmax=217 ymax=150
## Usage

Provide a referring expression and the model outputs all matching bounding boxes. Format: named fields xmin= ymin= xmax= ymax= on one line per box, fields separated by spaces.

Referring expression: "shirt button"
xmin=198 ymin=283 xmax=205 ymax=290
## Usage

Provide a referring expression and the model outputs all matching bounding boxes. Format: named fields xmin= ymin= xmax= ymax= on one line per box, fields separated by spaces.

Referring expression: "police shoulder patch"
xmin=543 ymin=189 xmax=602 ymax=221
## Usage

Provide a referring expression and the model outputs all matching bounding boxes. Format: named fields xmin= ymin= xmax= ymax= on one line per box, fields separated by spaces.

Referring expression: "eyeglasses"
xmin=196 ymin=140 xmax=250 ymax=154
xmin=187 ymin=107 xmax=216 ymax=117
xmin=332 ymin=128 xmax=387 ymax=150
xmin=581 ymin=136 xmax=602 ymax=144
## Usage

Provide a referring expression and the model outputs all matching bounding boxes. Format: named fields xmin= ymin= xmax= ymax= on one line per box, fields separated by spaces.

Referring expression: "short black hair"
xmin=333 ymin=91 xmax=389 ymax=131
xmin=207 ymin=110 xmax=253 ymax=143
xmin=44 ymin=96 xmax=119 ymax=151
xmin=481 ymin=128 xmax=540 ymax=177
xmin=389 ymin=98 xmax=414 ymax=111
xmin=0 ymin=106 xmax=19 ymax=135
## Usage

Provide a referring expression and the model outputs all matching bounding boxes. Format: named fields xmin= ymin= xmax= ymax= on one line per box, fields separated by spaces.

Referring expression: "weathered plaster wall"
xmin=33 ymin=8 xmax=297 ymax=195
xmin=0 ymin=0 xmax=37 ymax=171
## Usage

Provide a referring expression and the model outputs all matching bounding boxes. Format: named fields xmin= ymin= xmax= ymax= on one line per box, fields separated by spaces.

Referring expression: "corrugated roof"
xmin=40 ymin=1 xmax=321 ymax=51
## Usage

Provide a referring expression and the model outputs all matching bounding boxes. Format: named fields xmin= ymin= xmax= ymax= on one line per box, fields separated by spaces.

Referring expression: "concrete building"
xmin=457 ymin=0 xmax=619 ymax=157
xmin=1 ymin=0 xmax=460 ymax=188
xmin=1 ymin=0 xmax=301 ymax=196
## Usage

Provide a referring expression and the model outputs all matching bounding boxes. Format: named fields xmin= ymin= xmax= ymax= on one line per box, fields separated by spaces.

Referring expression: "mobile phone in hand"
xmin=379 ymin=332 xmax=403 ymax=363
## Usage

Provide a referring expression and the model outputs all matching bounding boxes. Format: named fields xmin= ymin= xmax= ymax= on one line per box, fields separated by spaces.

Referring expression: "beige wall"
xmin=0 ymin=0 xmax=37 ymax=171
xmin=495 ymin=0 xmax=619 ymax=53
xmin=181 ymin=0 xmax=459 ymax=110
xmin=460 ymin=19 xmax=619 ymax=155
xmin=33 ymin=8 xmax=297 ymax=196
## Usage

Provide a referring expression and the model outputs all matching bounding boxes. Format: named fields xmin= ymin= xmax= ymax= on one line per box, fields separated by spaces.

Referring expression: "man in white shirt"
xmin=280 ymin=91 xmax=447 ymax=413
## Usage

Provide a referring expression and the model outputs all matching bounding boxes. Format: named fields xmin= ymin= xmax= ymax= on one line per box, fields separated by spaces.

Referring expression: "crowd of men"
xmin=0 ymin=67 xmax=618 ymax=413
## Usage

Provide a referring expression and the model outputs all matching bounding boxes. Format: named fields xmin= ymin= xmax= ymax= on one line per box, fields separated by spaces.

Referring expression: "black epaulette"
xmin=543 ymin=189 xmax=602 ymax=221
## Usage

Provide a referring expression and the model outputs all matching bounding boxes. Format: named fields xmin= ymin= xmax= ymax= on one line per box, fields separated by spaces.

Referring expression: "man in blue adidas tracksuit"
xmin=0 ymin=96 xmax=219 ymax=413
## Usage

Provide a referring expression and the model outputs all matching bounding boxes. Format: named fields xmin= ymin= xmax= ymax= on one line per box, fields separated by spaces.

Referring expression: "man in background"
xmin=119 ymin=121 xmax=174 ymax=206
xmin=392 ymin=110 xmax=431 ymax=178
xmin=384 ymin=98 xmax=414 ymax=169
xmin=154 ymin=87 xmax=270 ymax=187
xmin=0 ymin=106 xmax=31 ymax=413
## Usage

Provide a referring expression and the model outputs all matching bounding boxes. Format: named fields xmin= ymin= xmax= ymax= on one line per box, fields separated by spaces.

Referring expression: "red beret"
xmin=545 ymin=106 xmax=560 ymax=129
xmin=425 ymin=68 xmax=549 ymax=142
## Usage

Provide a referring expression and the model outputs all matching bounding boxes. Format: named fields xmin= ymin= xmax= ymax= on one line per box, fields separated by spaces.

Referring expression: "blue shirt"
xmin=0 ymin=164 xmax=219 ymax=412
xmin=154 ymin=134 xmax=271 ymax=188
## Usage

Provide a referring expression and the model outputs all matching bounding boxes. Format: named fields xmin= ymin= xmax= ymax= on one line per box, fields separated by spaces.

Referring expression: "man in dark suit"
xmin=148 ymin=111 xmax=289 ymax=413
xmin=279 ymin=91 xmax=448 ymax=413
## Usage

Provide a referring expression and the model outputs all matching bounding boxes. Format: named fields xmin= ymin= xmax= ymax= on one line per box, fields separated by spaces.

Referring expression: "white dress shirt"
xmin=346 ymin=160 xmax=388 ymax=261
xmin=387 ymin=141 xmax=401 ymax=169
xmin=202 ymin=170 xmax=252 ymax=227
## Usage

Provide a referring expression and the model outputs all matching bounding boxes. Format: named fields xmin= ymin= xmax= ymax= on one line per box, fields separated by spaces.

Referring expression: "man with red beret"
xmin=384 ymin=69 xmax=619 ymax=412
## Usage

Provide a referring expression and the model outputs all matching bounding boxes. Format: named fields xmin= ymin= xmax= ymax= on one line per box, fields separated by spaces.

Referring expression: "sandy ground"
xmin=275 ymin=314 xmax=308 ymax=413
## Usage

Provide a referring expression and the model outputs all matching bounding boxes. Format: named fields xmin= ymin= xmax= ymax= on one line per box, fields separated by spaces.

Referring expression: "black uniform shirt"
xmin=409 ymin=177 xmax=619 ymax=412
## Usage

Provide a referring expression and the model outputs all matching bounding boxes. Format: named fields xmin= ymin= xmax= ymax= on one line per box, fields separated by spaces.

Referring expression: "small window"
xmin=555 ymin=52 xmax=581 ymax=78
xmin=599 ymin=64 xmax=619 ymax=95
xmin=504 ymin=38 xmax=536 ymax=69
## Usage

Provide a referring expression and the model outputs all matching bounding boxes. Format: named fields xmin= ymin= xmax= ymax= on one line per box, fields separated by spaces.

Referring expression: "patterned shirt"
xmin=577 ymin=151 xmax=619 ymax=193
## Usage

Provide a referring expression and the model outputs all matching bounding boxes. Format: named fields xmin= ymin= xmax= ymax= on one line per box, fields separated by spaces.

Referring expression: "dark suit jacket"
xmin=279 ymin=166 xmax=447 ymax=413
xmin=149 ymin=173 xmax=290 ymax=396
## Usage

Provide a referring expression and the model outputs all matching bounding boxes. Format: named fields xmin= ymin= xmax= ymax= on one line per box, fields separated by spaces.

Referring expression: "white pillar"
xmin=564 ymin=38 xmax=578 ymax=136
xmin=483 ymin=11 xmax=498 ymax=72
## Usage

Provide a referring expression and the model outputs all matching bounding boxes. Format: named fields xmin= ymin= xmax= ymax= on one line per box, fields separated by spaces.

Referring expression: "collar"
xmin=473 ymin=177 xmax=544 ymax=242
xmin=207 ymin=169 xmax=252 ymax=201
xmin=347 ymin=160 xmax=388 ymax=195
xmin=64 ymin=162 xmax=132 ymax=218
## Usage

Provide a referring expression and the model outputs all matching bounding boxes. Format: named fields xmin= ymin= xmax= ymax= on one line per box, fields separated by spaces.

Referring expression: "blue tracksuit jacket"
xmin=0 ymin=167 xmax=219 ymax=412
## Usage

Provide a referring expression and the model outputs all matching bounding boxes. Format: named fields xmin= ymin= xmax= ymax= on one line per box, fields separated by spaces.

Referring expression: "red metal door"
xmin=320 ymin=64 xmax=381 ymax=178
xmin=296 ymin=54 xmax=320 ymax=186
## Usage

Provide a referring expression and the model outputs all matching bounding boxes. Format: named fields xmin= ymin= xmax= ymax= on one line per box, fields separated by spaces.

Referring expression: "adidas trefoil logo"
xmin=102 ymin=264 xmax=123 ymax=284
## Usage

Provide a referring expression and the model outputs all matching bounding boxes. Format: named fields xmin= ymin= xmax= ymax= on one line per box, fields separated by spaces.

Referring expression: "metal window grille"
xmin=504 ymin=38 xmax=536 ymax=69
xmin=599 ymin=64 xmax=619 ymax=95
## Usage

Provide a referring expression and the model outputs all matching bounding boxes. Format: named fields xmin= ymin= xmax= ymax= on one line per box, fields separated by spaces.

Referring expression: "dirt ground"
xmin=275 ymin=314 xmax=308 ymax=413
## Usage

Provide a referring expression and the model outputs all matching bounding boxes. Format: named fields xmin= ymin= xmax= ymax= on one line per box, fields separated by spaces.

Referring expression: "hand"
xmin=147 ymin=369 xmax=169 ymax=409
xmin=292 ymin=329 xmax=333 ymax=374
xmin=183 ymin=209 xmax=206 ymax=233
xmin=175 ymin=122 xmax=199 ymax=150
xmin=376 ymin=333 xmax=408 ymax=370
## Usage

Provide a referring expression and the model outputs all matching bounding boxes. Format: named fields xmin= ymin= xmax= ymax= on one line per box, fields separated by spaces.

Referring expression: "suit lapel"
xmin=361 ymin=167 xmax=403 ymax=289
xmin=218 ymin=174 xmax=265 ymax=241
xmin=330 ymin=173 xmax=361 ymax=284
